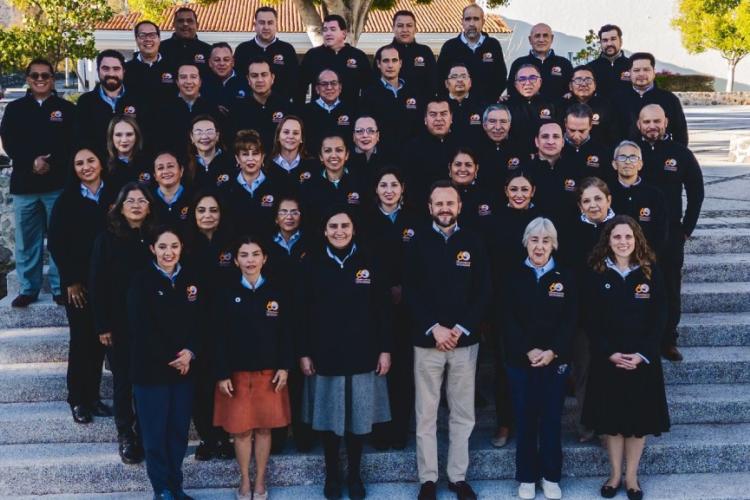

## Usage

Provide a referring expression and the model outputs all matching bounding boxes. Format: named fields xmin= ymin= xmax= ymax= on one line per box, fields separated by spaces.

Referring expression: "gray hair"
xmin=522 ymin=217 xmax=559 ymax=250
xmin=613 ymin=140 xmax=642 ymax=159
xmin=482 ymin=103 xmax=512 ymax=124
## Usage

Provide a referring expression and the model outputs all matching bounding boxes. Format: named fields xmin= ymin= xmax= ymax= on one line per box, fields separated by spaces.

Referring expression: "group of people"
xmin=0 ymin=3 xmax=705 ymax=500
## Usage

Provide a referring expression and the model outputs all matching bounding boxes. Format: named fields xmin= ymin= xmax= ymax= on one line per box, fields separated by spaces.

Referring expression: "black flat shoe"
xmin=193 ymin=440 xmax=216 ymax=461
xmin=448 ymin=480 xmax=477 ymax=500
xmin=348 ymin=474 xmax=366 ymax=499
xmin=323 ymin=476 xmax=342 ymax=499
xmin=71 ymin=405 xmax=92 ymax=424
xmin=626 ymin=483 xmax=643 ymax=500
xmin=600 ymin=480 xmax=620 ymax=498
xmin=89 ymin=400 xmax=113 ymax=417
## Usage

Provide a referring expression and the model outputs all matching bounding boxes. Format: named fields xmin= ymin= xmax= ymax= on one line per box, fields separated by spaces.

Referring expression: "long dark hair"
xmin=107 ymin=182 xmax=157 ymax=238
xmin=589 ymin=215 xmax=655 ymax=279
xmin=372 ymin=164 xmax=407 ymax=208
xmin=106 ymin=115 xmax=144 ymax=173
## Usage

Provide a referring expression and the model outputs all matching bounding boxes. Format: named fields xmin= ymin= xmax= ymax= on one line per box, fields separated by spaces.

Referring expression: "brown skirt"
xmin=213 ymin=370 xmax=291 ymax=434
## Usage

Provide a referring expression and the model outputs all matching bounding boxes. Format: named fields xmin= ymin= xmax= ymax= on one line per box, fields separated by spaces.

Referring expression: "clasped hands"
xmin=526 ymin=348 xmax=556 ymax=367
xmin=432 ymin=325 xmax=464 ymax=352
xmin=608 ymin=352 xmax=643 ymax=370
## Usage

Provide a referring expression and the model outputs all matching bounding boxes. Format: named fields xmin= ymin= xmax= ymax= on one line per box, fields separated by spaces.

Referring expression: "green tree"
xmin=672 ymin=0 xmax=750 ymax=91
xmin=573 ymin=29 xmax=599 ymax=66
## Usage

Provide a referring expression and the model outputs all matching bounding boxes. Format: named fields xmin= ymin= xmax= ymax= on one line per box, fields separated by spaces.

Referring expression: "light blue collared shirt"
xmin=241 ymin=274 xmax=265 ymax=291
xmin=315 ymin=98 xmax=341 ymax=113
xmin=153 ymin=261 xmax=182 ymax=284
xmin=273 ymin=154 xmax=300 ymax=172
xmin=237 ymin=170 xmax=266 ymax=197
xmin=530 ymin=49 xmax=553 ymax=61
xmin=381 ymin=77 xmax=404 ymax=97
xmin=274 ymin=231 xmax=301 ymax=255
xmin=118 ymin=155 xmax=130 ymax=163
xmin=431 ymin=221 xmax=460 ymax=241
xmin=634 ymin=83 xmax=654 ymax=96
xmin=80 ymin=181 xmax=104 ymax=203
xmin=525 ymin=256 xmax=556 ymax=282
xmin=379 ymin=204 xmax=401 ymax=223
xmin=322 ymin=168 xmax=347 ymax=188
xmin=581 ymin=208 xmax=616 ymax=227
xmin=98 ymin=85 xmax=125 ymax=111
xmin=156 ymin=184 xmax=185 ymax=207
xmin=326 ymin=243 xmax=357 ymax=269
xmin=196 ymin=148 xmax=222 ymax=172
xmin=460 ymin=32 xmax=486 ymax=52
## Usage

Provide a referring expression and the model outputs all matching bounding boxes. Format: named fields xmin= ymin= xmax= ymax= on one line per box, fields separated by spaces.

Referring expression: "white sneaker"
xmin=518 ymin=482 xmax=536 ymax=499
xmin=542 ymin=478 xmax=562 ymax=499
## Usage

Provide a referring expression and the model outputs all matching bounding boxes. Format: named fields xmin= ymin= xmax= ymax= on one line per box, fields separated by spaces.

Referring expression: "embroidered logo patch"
xmin=539 ymin=108 xmax=552 ymax=119
xmin=414 ymin=56 xmax=425 ymax=67
xmin=406 ymin=97 xmax=417 ymax=110
xmin=138 ymin=172 xmax=151 ymax=182
xmin=592 ymin=113 xmax=601 ymax=125
xmin=49 ymin=110 xmax=63 ymax=122
xmin=218 ymin=251 xmax=232 ymax=266
xmin=635 ymin=283 xmax=650 ymax=299
xmin=272 ymin=111 xmax=284 ymax=122
xmin=273 ymin=54 xmax=285 ymax=64
xmin=402 ymin=228 xmax=415 ymax=242
xmin=477 ymin=204 xmax=491 ymax=216
xmin=266 ymin=300 xmax=279 ymax=316
xmin=194 ymin=54 xmax=205 ymax=63
xmin=564 ymin=179 xmax=576 ymax=191
xmin=620 ymin=70 xmax=631 ymax=81
xmin=299 ymin=171 xmax=312 ymax=183
xmin=507 ymin=157 xmax=521 ymax=169
xmin=355 ymin=269 xmax=371 ymax=284
xmin=261 ymin=194 xmax=274 ymax=207
xmin=179 ymin=206 xmax=189 ymax=220
xmin=586 ymin=155 xmax=600 ymax=168
xmin=161 ymin=72 xmax=174 ymax=83
xmin=482 ymin=52 xmax=493 ymax=62
xmin=551 ymin=66 xmax=562 ymax=76
xmin=124 ymin=105 xmax=137 ymax=115
xmin=664 ymin=158 xmax=678 ymax=172
xmin=337 ymin=115 xmax=350 ymax=126
xmin=548 ymin=282 xmax=565 ymax=298
xmin=347 ymin=192 xmax=360 ymax=204
xmin=456 ymin=251 xmax=471 ymax=267
xmin=639 ymin=207 xmax=651 ymax=222
xmin=216 ymin=173 xmax=230 ymax=186
xmin=186 ymin=285 xmax=198 ymax=302
xmin=346 ymin=58 xmax=358 ymax=68
xmin=470 ymin=113 xmax=481 ymax=125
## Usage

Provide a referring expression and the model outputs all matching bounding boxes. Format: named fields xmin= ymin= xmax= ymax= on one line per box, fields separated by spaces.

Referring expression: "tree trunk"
xmin=726 ymin=59 xmax=737 ymax=92
xmin=294 ymin=0 xmax=324 ymax=46
xmin=349 ymin=0 xmax=374 ymax=45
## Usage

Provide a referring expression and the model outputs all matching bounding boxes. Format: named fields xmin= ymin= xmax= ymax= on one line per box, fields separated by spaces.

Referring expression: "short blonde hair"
xmin=522 ymin=217 xmax=559 ymax=251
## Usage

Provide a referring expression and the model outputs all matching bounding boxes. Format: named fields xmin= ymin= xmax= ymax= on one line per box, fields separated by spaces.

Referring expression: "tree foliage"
xmin=573 ymin=29 xmax=599 ymax=66
xmin=0 ymin=0 xmax=113 ymax=73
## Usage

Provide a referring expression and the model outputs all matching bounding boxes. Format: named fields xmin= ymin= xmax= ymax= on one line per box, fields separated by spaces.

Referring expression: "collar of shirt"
xmin=180 ymin=95 xmax=198 ymax=111
xmin=431 ymin=221 xmax=460 ymax=241
xmin=618 ymin=176 xmax=642 ymax=188
xmin=222 ymin=71 xmax=237 ymax=86
xmin=322 ymin=168 xmax=347 ymax=187
xmin=118 ymin=155 xmax=130 ymax=164
xmin=80 ymin=181 xmax=104 ymax=203
xmin=460 ymin=32 xmax=486 ymax=51
xmin=354 ymin=146 xmax=377 ymax=155
xmin=136 ymin=52 xmax=162 ymax=66
xmin=581 ymin=208 xmax=616 ymax=226
xmin=525 ymin=255 xmax=556 ymax=281
xmin=153 ymin=261 xmax=182 ymax=284
xmin=98 ymin=85 xmax=125 ymax=111
xmin=241 ymin=273 xmax=265 ymax=290
xmin=315 ymin=97 xmax=340 ymax=112
xmin=274 ymin=231 xmax=301 ymax=254
xmin=254 ymin=35 xmax=278 ymax=49
xmin=196 ymin=148 xmax=222 ymax=171
xmin=565 ymin=135 xmax=590 ymax=148
xmin=633 ymin=83 xmax=654 ymax=96
xmin=273 ymin=154 xmax=300 ymax=172
xmin=326 ymin=243 xmax=357 ymax=268
xmin=605 ymin=257 xmax=640 ymax=278
xmin=380 ymin=77 xmax=405 ymax=97
xmin=379 ymin=203 xmax=402 ymax=223
xmin=156 ymin=184 xmax=185 ymax=207
xmin=530 ymin=49 xmax=554 ymax=60
xmin=26 ymin=90 xmax=54 ymax=105
xmin=237 ymin=170 xmax=266 ymax=196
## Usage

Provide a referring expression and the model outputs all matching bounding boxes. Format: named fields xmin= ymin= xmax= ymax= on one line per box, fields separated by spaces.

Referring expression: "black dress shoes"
xmin=52 ymin=294 xmax=66 ymax=306
xmin=89 ymin=400 xmax=113 ymax=417
xmin=601 ymin=480 xmax=621 ymax=498
xmin=661 ymin=344 xmax=684 ymax=362
xmin=11 ymin=294 xmax=37 ymax=308
xmin=418 ymin=481 xmax=437 ymax=500
xmin=448 ymin=481 xmax=478 ymax=500
xmin=626 ymin=484 xmax=644 ymax=500
xmin=71 ymin=405 xmax=92 ymax=424
xmin=193 ymin=441 xmax=216 ymax=461
xmin=119 ymin=435 xmax=145 ymax=464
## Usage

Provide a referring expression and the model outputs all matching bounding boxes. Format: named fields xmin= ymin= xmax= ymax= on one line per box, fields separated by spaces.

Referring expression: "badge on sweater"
xmin=266 ymin=300 xmax=279 ymax=316
xmin=406 ymin=97 xmax=417 ymax=110
xmin=664 ymin=158 xmax=678 ymax=172
xmin=564 ymin=179 xmax=576 ymax=192
xmin=539 ymin=108 xmax=552 ymax=119
xmin=180 ymin=206 xmax=189 ymax=220
xmin=273 ymin=54 xmax=285 ymax=65
xmin=592 ymin=113 xmax=601 ymax=125
xmin=551 ymin=66 xmax=562 ymax=76
xmin=470 ymin=113 xmax=481 ymax=125
xmin=161 ymin=72 xmax=174 ymax=84
xmin=414 ymin=56 xmax=425 ymax=67
xmin=635 ymin=283 xmax=650 ymax=299
xmin=620 ymin=71 xmax=631 ymax=81
xmin=586 ymin=155 xmax=600 ymax=168
xmin=194 ymin=54 xmax=205 ymax=64
xmin=299 ymin=171 xmax=312 ymax=183
xmin=261 ymin=194 xmax=274 ymax=207
xmin=355 ymin=269 xmax=371 ymax=284
xmin=346 ymin=58 xmax=358 ymax=68
xmin=218 ymin=251 xmax=232 ymax=267
xmin=124 ymin=105 xmax=137 ymax=115
xmin=139 ymin=172 xmax=151 ymax=183
xmin=186 ymin=285 xmax=198 ymax=302
xmin=639 ymin=207 xmax=652 ymax=222
xmin=477 ymin=204 xmax=492 ymax=216
xmin=548 ymin=282 xmax=565 ymax=298
xmin=337 ymin=115 xmax=350 ymax=126
xmin=216 ymin=173 xmax=230 ymax=186
xmin=402 ymin=228 xmax=415 ymax=242
xmin=49 ymin=110 xmax=63 ymax=122
xmin=456 ymin=251 xmax=471 ymax=267
xmin=347 ymin=192 xmax=360 ymax=205
xmin=482 ymin=52 xmax=493 ymax=62
xmin=507 ymin=157 xmax=521 ymax=169
xmin=272 ymin=111 xmax=284 ymax=123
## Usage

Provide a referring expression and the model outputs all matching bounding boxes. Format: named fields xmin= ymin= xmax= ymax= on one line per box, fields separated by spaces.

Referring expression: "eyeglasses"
xmin=137 ymin=32 xmax=159 ymax=40
xmin=28 ymin=72 xmax=53 ymax=81
xmin=124 ymin=198 xmax=150 ymax=206
xmin=278 ymin=209 xmax=301 ymax=217
xmin=615 ymin=154 xmax=641 ymax=164
xmin=447 ymin=73 xmax=470 ymax=81
xmin=571 ymin=77 xmax=594 ymax=85
xmin=192 ymin=128 xmax=216 ymax=137
xmin=516 ymin=75 xmax=540 ymax=84
xmin=317 ymin=80 xmax=340 ymax=88
xmin=354 ymin=127 xmax=378 ymax=135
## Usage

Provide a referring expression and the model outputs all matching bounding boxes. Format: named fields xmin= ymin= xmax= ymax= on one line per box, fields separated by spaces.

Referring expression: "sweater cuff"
xmin=454 ymin=324 xmax=470 ymax=336
xmin=425 ymin=322 xmax=439 ymax=336
xmin=636 ymin=352 xmax=650 ymax=364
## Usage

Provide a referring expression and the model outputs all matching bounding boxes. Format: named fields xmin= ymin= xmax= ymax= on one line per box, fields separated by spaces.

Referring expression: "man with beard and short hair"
xmin=77 ymin=50 xmax=148 ymax=157
xmin=507 ymin=23 xmax=573 ymax=101
xmin=437 ymin=4 xmax=507 ymax=103
xmin=124 ymin=21 xmax=177 ymax=105
xmin=636 ymin=104 xmax=704 ymax=362
xmin=159 ymin=7 xmax=212 ymax=74
xmin=475 ymin=104 xmax=525 ymax=189
xmin=616 ymin=52 xmax=689 ymax=146
xmin=234 ymin=6 xmax=299 ymax=101
xmin=588 ymin=24 xmax=631 ymax=98
xmin=230 ymin=57 xmax=292 ymax=153
xmin=301 ymin=68 xmax=356 ymax=155
xmin=403 ymin=180 xmax=491 ymax=500
xmin=202 ymin=42 xmax=250 ymax=113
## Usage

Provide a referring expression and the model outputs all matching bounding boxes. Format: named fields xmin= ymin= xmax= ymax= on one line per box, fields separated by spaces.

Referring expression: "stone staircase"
xmin=1 ymin=216 xmax=750 ymax=499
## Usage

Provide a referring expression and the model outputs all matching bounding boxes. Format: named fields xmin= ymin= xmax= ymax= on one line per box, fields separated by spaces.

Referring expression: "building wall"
xmin=488 ymin=0 xmax=750 ymax=91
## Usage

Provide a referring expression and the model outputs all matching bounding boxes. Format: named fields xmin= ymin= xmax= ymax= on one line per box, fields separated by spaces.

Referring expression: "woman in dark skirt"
xmin=213 ymin=236 xmax=292 ymax=500
xmin=296 ymin=206 xmax=393 ymax=500
xmin=105 ymin=115 xmax=152 ymax=194
xmin=583 ymin=215 xmax=669 ymax=500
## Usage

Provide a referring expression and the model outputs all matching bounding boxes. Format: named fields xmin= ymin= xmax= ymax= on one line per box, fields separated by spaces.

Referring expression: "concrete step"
xmin=0 ymin=293 xmax=67 ymax=329
xmin=683 ymin=253 xmax=750 ymax=282
xmin=682 ymin=282 xmax=750 ymax=313
xmin=687 ymin=227 xmax=750 ymax=254
xmin=9 ymin=472 xmax=750 ymax=499
xmin=0 ymin=362 xmax=111 ymax=403
xmin=662 ymin=346 xmax=750 ymax=384
xmin=1 ymin=424 xmax=749 ymax=495
xmin=0 ymin=327 xmax=69 ymax=364
xmin=678 ymin=312 xmax=750 ymax=346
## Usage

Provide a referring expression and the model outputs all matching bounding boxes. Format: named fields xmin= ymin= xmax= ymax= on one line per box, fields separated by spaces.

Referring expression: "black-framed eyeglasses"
xmin=516 ymin=75 xmax=540 ymax=84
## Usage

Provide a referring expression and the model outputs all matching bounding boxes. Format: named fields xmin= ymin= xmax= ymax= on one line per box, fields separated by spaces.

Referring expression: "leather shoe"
xmin=119 ymin=436 xmax=144 ymax=464
xmin=448 ymin=480 xmax=477 ymax=500
xmin=71 ymin=405 xmax=92 ymax=424
xmin=217 ymin=439 xmax=235 ymax=459
xmin=662 ymin=345 xmax=683 ymax=362
xmin=194 ymin=441 xmax=216 ymax=461
xmin=348 ymin=474 xmax=366 ymax=499
xmin=11 ymin=294 xmax=37 ymax=308
xmin=626 ymin=483 xmax=643 ymax=500
xmin=53 ymin=294 xmax=65 ymax=306
xmin=323 ymin=476 xmax=342 ymax=499
xmin=600 ymin=480 xmax=620 ymax=498
xmin=418 ymin=481 xmax=437 ymax=500
xmin=89 ymin=400 xmax=113 ymax=417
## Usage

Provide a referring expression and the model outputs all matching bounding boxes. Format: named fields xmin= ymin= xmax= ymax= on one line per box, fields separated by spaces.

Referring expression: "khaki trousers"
xmin=414 ymin=343 xmax=479 ymax=483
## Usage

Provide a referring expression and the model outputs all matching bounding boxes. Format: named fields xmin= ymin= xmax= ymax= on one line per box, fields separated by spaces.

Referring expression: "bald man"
xmin=636 ymin=104 xmax=704 ymax=362
xmin=507 ymin=23 xmax=573 ymax=101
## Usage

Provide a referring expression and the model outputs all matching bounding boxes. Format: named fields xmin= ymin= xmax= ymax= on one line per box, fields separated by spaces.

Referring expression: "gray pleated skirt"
xmin=302 ymin=371 xmax=391 ymax=436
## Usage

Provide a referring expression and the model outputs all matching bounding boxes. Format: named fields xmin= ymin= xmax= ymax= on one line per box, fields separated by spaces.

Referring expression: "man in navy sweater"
xmin=404 ymin=181 xmax=491 ymax=500
xmin=507 ymin=23 xmax=573 ymax=101
xmin=587 ymin=24 xmax=632 ymax=98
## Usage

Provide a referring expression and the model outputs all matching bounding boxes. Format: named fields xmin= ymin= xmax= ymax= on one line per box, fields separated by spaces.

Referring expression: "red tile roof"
xmin=98 ymin=0 xmax=511 ymax=34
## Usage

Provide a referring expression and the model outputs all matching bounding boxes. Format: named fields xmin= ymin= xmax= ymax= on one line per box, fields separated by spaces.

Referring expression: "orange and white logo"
xmin=180 ymin=206 xmax=189 ymax=219
xmin=635 ymin=283 xmax=650 ymax=299
xmin=539 ymin=108 xmax=552 ymax=119
xmin=337 ymin=115 xmax=350 ymax=126
xmin=347 ymin=192 xmax=360 ymax=204
xmin=138 ymin=172 xmax=151 ymax=182
xmin=639 ymin=207 xmax=651 ymax=222
xmin=551 ymin=66 xmax=562 ymax=76
xmin=664 ymin=158 xmax=678 ymax=171
xmin=507 ymin=157 xmax=521 ymax=169
xmin=414 ymin=56 xmax=425 ymax=67
xmin=218 ymin=251 xmax=232 ymax=266
xmin=216 ymin=173 xmax=230 ymax=186
xmin=194 ymin=54 xmax=205 ymax=63
xmin=586 ymin=155 xmax=600 ymax=168
xmin=299 ymin=171 xmax=312 ymax=183
xmin=402 ymin=228 xmax=415 ymax=242
xmin=161 ymin=72 xmax=174 ymax=83
xmin=49 ymin=110 xmax=63 ymax=122
xmin=273 ymin=54 xmax=285 ymax=65
xmin=346 ymin=58 xmax=358 ymax=68
xmin=548 ymin=282 xmax=565 ymax=297
xmin=620 ymin=71 xmax=631 ymax=81
xmin=564 ymin=179 xmax=576 ymax=191
xmin=406 ymin=97 xmax=417 ymax=109
xmin=470 ymin=113 xmax=481 ymax=125
xmin=261 ymin=194 xmax=274 ymax=207
xmin=272 ymin=111 xmax=284 ymax=122
xmin=355 ymin=269 xmax=371 ymax=284
xmin=456 ymin=250 xmax=471 ymax=267
xmin=124 ymin=105 xmax=136 ymax=115
xmin=266 ymin=300 xmax=279 ymax=316
xmin=592 ymin=113 xmax=601 ymax=125
xmin=186 ymin=285 xmax=198 ymax=302
xmin=482 ymin=52 xmax=494 ymax=62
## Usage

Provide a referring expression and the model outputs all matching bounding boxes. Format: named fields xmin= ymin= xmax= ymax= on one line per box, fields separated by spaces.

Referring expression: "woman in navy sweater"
xmin=502 ymin=217 xmax=578 ymax=500
xmin=296 ymin=206 xmax=393 ymax=500
xmin=186 ymin=114 xmax=236 ymax=190
xmin=105 ymin=115 xmax=152 ymax=194
xmin=127 ymin=225 xmax=199 ymax=500
xmin=582 ymin=215 xmax=669 ymax=500
xmin=151 ymin=151 xmax=192 ymax=230
xmin=213 ymin=236 xmax=293 ymax=500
